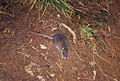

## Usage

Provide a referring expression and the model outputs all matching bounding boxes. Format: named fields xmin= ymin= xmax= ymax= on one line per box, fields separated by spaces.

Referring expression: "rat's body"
xmin=31 ymin=31 xmax=70 ymax=59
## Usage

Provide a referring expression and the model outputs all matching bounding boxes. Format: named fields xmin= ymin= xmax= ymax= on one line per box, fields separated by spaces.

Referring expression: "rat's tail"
xmin=31 ymin=31 xmax=53 ymax=39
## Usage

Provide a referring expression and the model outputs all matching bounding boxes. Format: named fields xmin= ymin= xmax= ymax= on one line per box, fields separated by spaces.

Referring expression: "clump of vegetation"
xmin=0 ymin=6 xmax=7 ymax=11
xmin=37 ymin=0 xmax=73 ymax=16
xmin=80 ymin=24 xmax=95 ymax=40
xmin=18 ymin=0 xmax=74 ymax=17
xmin=0 ymin=0 xmax=14 ymax=17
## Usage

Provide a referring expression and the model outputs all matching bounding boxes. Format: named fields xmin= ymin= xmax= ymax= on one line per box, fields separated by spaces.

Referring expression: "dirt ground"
xmin=0 ymin=0 xmax=120 ymax=81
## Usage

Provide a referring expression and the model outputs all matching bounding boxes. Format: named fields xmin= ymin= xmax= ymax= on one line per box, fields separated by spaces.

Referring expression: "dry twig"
xmin=0 ymin=11 xmax=14 ymax=17
xmin=60 ymin=23 xmax=76 ymax=44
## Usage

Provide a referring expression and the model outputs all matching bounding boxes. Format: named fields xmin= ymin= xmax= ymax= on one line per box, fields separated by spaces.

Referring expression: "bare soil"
xmin=0 ymin=0 xmax=120 ymax=81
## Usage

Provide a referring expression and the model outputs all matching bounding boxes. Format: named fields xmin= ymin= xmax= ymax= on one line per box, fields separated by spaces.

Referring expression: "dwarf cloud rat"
xmin=31 ymin=31 xmax=70 ymax=59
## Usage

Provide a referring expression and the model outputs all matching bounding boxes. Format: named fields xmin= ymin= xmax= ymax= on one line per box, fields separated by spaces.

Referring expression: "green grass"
xmin=17 ymin=0 xmax=73 ymax=17
xmin=0 ymin=6 xmax=7 ymax=11
xmin=80 ymin=24 xmax=96 ymax=40
xmin=36 ymin=0 xmax=73 ymax=17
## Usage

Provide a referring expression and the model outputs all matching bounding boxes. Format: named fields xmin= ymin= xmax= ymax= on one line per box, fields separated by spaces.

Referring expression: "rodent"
xmin=31 ymin=31 xmax=70 ymax=59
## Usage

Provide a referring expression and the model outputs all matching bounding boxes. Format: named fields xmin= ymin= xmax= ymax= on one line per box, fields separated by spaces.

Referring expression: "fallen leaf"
xmin=40 ymin=44 xmax=47 ymax=49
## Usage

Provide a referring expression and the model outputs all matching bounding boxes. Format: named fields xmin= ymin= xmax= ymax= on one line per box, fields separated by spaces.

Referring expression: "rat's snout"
xmin=62 ymin=52 xmax=68 ymax=59
xmin=61 ymin=47 xmax=69 ymax=59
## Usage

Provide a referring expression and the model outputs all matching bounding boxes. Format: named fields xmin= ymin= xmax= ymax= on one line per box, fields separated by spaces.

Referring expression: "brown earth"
xmin=0 ymin=0 xmax=120 ymax=81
